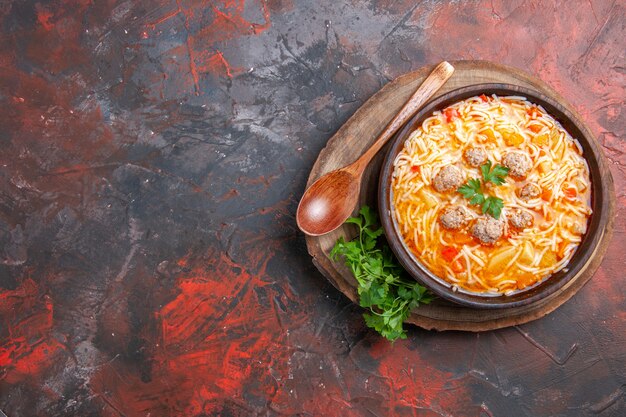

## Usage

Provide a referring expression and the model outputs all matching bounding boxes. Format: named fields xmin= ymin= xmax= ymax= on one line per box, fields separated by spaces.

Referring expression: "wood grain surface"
xmin=304 ymin=60 xmax=616 ymax=331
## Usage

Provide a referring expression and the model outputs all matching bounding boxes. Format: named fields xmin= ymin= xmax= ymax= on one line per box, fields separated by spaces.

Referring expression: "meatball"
xmin=502 ymin=151 xmax=532 ymax=178
xmin=518 ymin=182 xmax=541 ymax=201
xmin=471 ymin=217 xmax=504 ymax=245
xmin=464 ymin=147 xmax=488 ymax=167
xmin=508 ymin=209 xmax=533 ymax=229
xmin=439 ymin=206 xmax=468 ymax=230
xmin=432 ymin=165 xmax=463 ymax=192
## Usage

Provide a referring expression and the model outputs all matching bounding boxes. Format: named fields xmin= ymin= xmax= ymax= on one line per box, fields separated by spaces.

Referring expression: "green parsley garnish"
xmin=481 ymin=196 xmax=504 ymax=219
xmin=330 ymin=206 xmax=433 ymax=341
xmin=457 ymin=160 xmax=509 ymax=219
xmin=481 ymin=160 xmax=510 ymax=185
xmin=457 ymin=178 xmax=484 ymax=204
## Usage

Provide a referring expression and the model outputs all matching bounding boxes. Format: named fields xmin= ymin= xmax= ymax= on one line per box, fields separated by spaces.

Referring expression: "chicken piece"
xmin=518 ymin=183 xmax=541 ymax=201
xmin=502 ymin=151 xmax=532 ymax=178
xmin=464 ymin=147 xmax=488 ymax=167
xmin=439 ymin=205 xmax=469 ymax=230
xmin=432 ymin=165 xmax=463 ymax=192
xmin=508 ymin=209 xmax=533 ymax=229
xmin=471 ymin=216 xmax=504 ymax=245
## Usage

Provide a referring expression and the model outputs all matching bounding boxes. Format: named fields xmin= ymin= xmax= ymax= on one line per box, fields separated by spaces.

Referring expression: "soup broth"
xmin=391 ymin=95 xmax=592 ymax=295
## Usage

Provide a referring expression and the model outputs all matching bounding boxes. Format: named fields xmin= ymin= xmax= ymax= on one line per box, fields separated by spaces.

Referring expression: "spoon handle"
xmin=353 ymin=61 xmax=455 ymax=171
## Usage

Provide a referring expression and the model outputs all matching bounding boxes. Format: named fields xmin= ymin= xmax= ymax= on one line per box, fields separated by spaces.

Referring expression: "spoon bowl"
xmin=296 ymin=168 xmax=360 ymax=236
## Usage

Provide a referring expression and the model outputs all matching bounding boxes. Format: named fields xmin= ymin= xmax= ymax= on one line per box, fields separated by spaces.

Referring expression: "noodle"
xmin=391 ymin=95 xmax=592 ymax=294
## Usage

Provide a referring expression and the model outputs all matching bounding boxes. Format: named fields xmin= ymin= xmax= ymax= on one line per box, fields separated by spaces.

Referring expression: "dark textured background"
xmin=0 ymin=1 xmax=624 ymax=416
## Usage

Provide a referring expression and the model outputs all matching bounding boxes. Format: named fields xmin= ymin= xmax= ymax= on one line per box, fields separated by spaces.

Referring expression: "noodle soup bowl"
xmin=379 ymin=83 xmax=608 ymax=309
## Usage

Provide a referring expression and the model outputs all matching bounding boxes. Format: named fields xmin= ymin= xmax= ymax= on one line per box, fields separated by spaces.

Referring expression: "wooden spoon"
xmin=296 ymin=61 xmax=455 ymax=236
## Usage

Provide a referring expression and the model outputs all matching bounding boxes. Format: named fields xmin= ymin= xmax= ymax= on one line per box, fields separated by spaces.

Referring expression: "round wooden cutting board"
xmin=304 ymin=60 xmax=615 ymax=332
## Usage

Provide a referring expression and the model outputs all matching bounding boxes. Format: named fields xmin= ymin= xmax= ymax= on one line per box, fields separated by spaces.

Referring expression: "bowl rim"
xmin=378 ymin=83 xmax=607 ymax=309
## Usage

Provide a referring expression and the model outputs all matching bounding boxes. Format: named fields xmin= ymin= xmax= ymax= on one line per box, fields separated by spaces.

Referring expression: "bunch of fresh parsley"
xmin=330 ymin=206 xmax=433 ymax=341
xmin=457 ymin=160 xmax=509 ymax=219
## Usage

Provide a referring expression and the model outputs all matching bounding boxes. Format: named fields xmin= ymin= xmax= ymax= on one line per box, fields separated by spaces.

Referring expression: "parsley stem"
xmin=330 ymin=206 xmax=434 ymax=341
